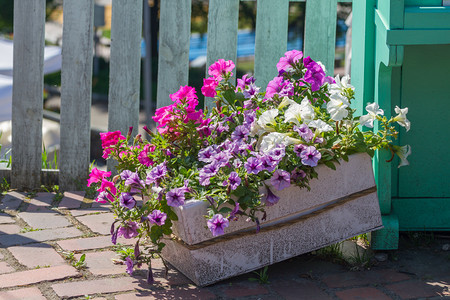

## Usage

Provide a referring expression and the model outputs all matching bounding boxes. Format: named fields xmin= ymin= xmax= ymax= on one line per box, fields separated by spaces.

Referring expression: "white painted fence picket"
xmin=2 ymin=0 xmax=350 ymax=190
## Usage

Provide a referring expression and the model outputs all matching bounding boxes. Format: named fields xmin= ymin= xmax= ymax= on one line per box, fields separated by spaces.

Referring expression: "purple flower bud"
xmin=147 ymin=266 xmax=154 ymax=284
xmin=111 ymin=228 xmax=118 ymax=245
xmin=264 ymin=186 xmax=280 ymax=206
xmin=125 ymin=257 xmax=134 ymax=275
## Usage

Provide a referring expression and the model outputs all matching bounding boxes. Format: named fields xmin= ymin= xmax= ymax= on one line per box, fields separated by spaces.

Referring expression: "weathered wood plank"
xmin=11 ymin=0 xmax=45 ymax=189
xmin=205 ymin=0 xmax=239 ymax=109
xmin=108 ymin=0 xmax=143 ymax=134
xmin=0 ymin=168 xmax=59 ymax=186
xmin=59 ymin=0 xmax=94 ymax=190
xmin=304 ymin=0 xmax=338 ymax=76
xmin=157 ymin=0 xmax=191 ymax=108
xmin=254 ymin=0 xmax=289 ymax=90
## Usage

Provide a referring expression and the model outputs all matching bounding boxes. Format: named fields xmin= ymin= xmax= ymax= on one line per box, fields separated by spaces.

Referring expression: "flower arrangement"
xmin=88 ymin=50 xmax=411 ymax=282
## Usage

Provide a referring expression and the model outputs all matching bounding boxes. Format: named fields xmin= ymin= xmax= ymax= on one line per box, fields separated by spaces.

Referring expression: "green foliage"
xmin=315 ymin=242 xmax=344 ymax=264
xmin=20 ymin=227 xmax=42 ymax=233
xmin=249 ymin=266 xmax=270 ymax=284
xmin=113 ymin=244 xmax=135 ymax=261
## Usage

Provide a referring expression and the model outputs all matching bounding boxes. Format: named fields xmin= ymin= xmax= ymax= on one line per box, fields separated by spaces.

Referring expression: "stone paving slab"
xmin=57 ymin=235 xmax=136 ymax=251
xmin=70 ymin=207 xmax=111 ymax=217
xmin=0 ymin=264 xmax=79 ymax=289
xmin=51 ymin=277 xmax=139 ymax=298
xmin=75 ymin=250 xmax=125 ymax=275
xmin=26 ymin=193 xmax=55 ymax=212
xmin=268 ymin=279 xmax=332 ymax=300
xmin=0 ymin=192 xmax=25 ymax=210
xmin=385 ymin=279 xmax=450 ymax=299
xmin=57 ymin=235 xmax=137 ymax=251
xmin=0 ymin=224 xmax=21 ymax=235
xmin=322 ymin=268 xmax=411 ymax=288
xmin=0 ymin=261 xmax=14 ymax=274
xmin=115 ymin=286 xmax=217 ymax=300
xmin=75 ymin=212 xmax=115 ymax=234
xmin=8 ymin=243 xmax=66 ymax=268
xmin=335 ymin=287 xmax=392 ymax=300
xmin=18 ymin=208 xmax=71 ymax=229
xmin=58 ymin=191 xmax=85 ymax=209
xmin=0 ymin=226 xmax=83 ymax=247
xmin=0 ymin=287 xmax=47 ymax=300
xmin=0 ymin=213 xmax=15 ymax=224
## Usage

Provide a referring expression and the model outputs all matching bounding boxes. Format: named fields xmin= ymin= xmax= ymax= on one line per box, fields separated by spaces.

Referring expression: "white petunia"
xmin=308 ymin=119 xmax=333 ymax=133
xmin=359 ymin=102 xmax=384 ymax=128
xmin=393 ymin=145 xmax=412 ymax=168
xmin=329 ymin=74 xmax=354 ymax=95
xmin=278 ymin=96 xmax=295 ymax=110
xmin=393 ymin=106 xmax=410 ymax=132
xmin=327 ymin=93 xmax=350 ymax=121
xmin=259 ymin=132 xmax=300 ymax=153
xmin=257 ymin=109 xmax=278 ymax=132
xmin=284 ymin=98 xmax=315 ymax=125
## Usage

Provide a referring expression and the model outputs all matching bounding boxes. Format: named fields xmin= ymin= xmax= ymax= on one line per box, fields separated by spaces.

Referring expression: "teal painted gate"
xmin=352 ymin=0 xmax=450 ymax=249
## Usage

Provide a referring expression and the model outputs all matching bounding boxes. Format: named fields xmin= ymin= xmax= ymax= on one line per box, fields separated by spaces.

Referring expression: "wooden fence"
xmin=1 ymin=0 xmax=351 ymax=191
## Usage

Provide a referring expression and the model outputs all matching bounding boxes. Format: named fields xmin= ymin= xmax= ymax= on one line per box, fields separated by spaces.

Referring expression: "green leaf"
xmin=218 ymin=207 xmax=232 ymax=214
xmin=341 ymin=154 xmax=349 ymax=162
xmin=324 ymin=161 xmax=336 ymax=170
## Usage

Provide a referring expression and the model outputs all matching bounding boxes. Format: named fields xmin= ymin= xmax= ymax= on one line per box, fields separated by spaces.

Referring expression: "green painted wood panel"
xmin=404 ymin=0 xmax=442 ymax=6
xmin=205 ymin=0 xmax=239 ymax=110
xmin=254 ymin=0 xmax=289 ymax=90
xmin=351 ymin=0 xmax=376 ymax=116
xmin=377 ymin=0 xmax=405 ymax=29
xmin=398 ymin=44 xmax=450 ymax=198
xmin=11 ymin=0 xmax=45 ymax=189
xmin=157 ymin=0 xmax=191 ymax=108
xmin=386 ymin=29 xmax=450 ymax=45
xmin=304 ymin=0 xmax=337 ymax=76
xmin=393 ymin=198 xmax=450 ymax=230
xmin=60 ymin=0 xmax=94 ymax=190
xmin=404 ymin=7 xmax=450 ymax=29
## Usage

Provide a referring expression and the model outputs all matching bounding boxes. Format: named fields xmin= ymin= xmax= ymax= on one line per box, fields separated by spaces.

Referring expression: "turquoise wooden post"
xmin=353 ymin=0 xmax=450 ymax=250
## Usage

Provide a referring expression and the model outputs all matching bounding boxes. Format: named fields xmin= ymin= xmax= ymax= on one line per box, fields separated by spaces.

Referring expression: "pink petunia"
xmin=201 ymin=77 xmax=219 ymax=97
xmin=208 ymin=59 xmax=235 ymax=79
xmin=99 ymin=131 xmax=125 ymax=149
xmin=87 ymin=168 xmax=111 ymax=187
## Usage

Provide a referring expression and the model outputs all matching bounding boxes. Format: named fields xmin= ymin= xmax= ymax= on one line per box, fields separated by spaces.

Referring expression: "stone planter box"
xmin=162 ymin=153 xmax=382 ymax=286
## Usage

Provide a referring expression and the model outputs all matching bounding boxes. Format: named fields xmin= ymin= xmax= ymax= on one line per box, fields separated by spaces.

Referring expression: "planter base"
xmin=162 ymin=153 xmax=382 ymax=286
xmin=162 ymin=189 xmax=382 ymax=286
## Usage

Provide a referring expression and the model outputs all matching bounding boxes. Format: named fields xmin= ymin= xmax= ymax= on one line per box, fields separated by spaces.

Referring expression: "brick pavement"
xmin=0 ymin=191 xmax=449 ymax=299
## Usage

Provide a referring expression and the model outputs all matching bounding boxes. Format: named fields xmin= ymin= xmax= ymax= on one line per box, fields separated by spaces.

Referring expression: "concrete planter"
xmin=162 ymin=153 xmax=382 ymax=286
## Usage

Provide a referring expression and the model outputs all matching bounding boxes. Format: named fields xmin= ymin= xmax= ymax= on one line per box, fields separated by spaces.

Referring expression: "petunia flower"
xmin=87 ymin=168 xmax=111 ymax=187
xmin=393 ymin=106 xmax=410 ymax=132
xmin=207 ymin=214 xmax=229 ymax=237
xmin=264 ymin=186 xmax=280 ymax=206
xmin=118 ymin=222 xmax=139 ymax=239
xmin=166 ymin=188 xmax=186 ymax=207
xmin=270 ymin=169 xmax=291 ymax=191
xmin=359 ymin=102 xmax=384 ymax=128
xmin=148 ymin=210 xmax=167 ymax=226
xmin=300 ymin=146 xmax=322 ymax=167
xmin=392 ymin=145 xmax=412 ymax=168
xmin=119 ymin=193 xmax=136 ymax=209
xmin=308 ymin=119 xmax=333 ymax=133
xmin=327 ymin=93 xmax=350 ymax=121
xmin=125 ymin=257 xmax=134 ymax=275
